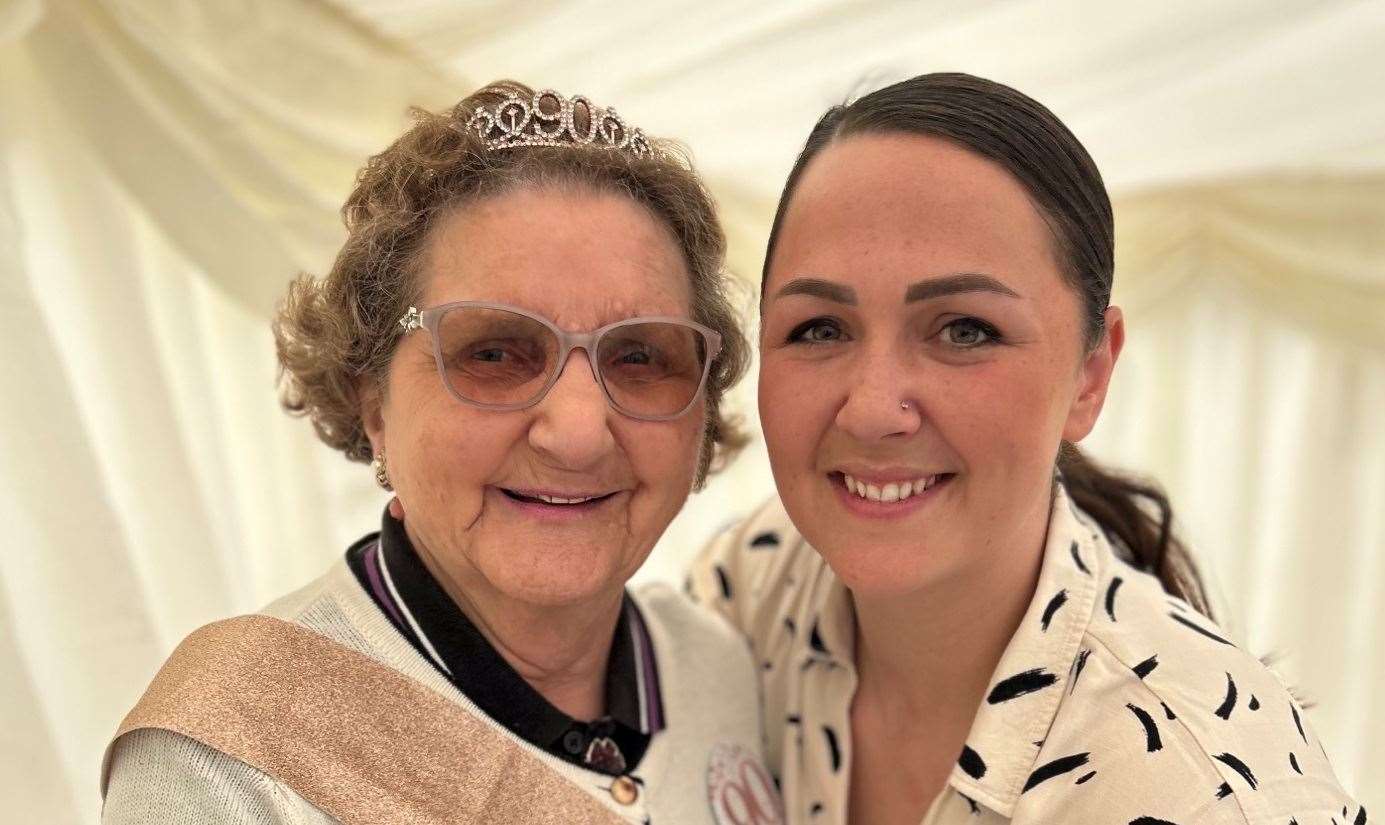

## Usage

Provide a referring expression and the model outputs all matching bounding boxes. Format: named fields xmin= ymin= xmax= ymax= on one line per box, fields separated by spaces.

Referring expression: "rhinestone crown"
xmin=461 ymin=88 xmax=653 ymax=158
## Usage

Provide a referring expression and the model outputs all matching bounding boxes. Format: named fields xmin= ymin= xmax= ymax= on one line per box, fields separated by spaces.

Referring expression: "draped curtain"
xmin=3 ymin=1 xmax=1382 ymax=820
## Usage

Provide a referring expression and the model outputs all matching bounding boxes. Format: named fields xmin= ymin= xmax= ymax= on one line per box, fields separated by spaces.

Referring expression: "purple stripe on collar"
xmin=626 ymin=600 xmax=665 ymax=734
xmin=362 ymin=541 xmax=409 ymax=632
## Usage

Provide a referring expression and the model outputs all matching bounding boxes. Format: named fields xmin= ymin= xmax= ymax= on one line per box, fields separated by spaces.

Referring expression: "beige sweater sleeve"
xmin=102 ymin=728 xmax=332 ymax=825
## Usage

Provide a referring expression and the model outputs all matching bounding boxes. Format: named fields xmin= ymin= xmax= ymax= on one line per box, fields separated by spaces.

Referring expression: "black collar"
xmin=346 ymin=511 xmax=663 ymax=774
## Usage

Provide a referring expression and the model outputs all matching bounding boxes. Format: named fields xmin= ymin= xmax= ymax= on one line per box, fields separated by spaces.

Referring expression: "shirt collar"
xmin=944 ymin=482 xmax=1108 ymax=816
xmin=352 ymin=510 xmax=665 ymax=771
xmin=807 ymin=561 xmax=857 ymax=669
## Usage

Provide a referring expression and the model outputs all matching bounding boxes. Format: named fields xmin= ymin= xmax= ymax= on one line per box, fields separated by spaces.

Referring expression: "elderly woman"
xmin=692 ymin=73 xmax=1361 ymax=823
xmin=101 ymin=82 xmax=779 ymax=824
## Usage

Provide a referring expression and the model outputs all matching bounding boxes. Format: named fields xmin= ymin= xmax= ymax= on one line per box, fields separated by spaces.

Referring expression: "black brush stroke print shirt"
xmin=689 ymin=483 xmax=1363 ymax=824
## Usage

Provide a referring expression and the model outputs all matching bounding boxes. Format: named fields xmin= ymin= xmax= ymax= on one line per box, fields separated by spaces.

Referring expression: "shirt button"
xmin=609 ymin=775 xmax=639 ymax=805
xmin=562 ymin=729 xmax=586 ymax=755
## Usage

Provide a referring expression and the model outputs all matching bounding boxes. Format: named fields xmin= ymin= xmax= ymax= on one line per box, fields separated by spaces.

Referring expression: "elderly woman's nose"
xmin=528 ymin=350 xmax=617 ymax=467
xmin=833 ymin=350 xmax=922 ymax=442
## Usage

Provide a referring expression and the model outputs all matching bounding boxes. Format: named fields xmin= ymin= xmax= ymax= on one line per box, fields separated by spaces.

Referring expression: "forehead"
xmin=769 ymin=133 xmax=1062 ymax=299
xmin=421 ymin=186 xmax=693 ymax=325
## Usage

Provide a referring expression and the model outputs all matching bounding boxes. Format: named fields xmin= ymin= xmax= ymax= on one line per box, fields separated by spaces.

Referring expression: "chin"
xmin=485 ymin=545 xmax=629 ymax=608
xmin=814 ymin=540 xmax=946 ymax=601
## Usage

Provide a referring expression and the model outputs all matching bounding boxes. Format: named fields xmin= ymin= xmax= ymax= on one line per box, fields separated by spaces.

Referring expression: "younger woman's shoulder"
xmin=684 ymin=494 xmax=825 ymax=635
xmin=1029 ymin=558 xmax=1364 ymax=823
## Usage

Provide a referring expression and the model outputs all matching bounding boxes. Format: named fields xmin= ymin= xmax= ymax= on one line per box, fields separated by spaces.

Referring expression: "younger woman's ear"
xmin=1062 ymin=306 xmax=1125 ymax=443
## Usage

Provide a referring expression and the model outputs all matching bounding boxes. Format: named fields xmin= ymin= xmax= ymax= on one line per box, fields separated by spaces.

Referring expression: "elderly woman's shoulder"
xmin=631 ymin=579 xmax=755 ymax=670
xmin=103 ymin=728 xmax=330 ymax=824
xmin=684 ymin=494 xmax=823 ymax=636
xmin=102 ymin=565 xmax=374 ymax=823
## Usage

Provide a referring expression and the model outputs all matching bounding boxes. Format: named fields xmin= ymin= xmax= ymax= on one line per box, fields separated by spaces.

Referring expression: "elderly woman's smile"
xmin=365 ymin=187 xmax=705 ymax=608
xmin=499 ymin=488 xmax=616 ymax=507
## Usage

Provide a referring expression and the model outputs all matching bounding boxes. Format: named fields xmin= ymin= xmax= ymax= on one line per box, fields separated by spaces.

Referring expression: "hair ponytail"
xmin=1058 ymin=443 xmax=1213 ymax=619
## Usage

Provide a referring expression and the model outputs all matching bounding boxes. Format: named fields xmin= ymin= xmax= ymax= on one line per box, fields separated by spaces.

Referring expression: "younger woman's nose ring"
xmin=900 ymin=400 xmax=912 ymax=411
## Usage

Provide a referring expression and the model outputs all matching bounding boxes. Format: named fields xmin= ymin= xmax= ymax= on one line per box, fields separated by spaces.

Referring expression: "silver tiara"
xmin=462 ymin=88 xmax=653 ymax=158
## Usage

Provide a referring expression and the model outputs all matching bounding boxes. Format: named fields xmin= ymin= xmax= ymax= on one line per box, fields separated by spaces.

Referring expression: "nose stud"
xmin=900 ymin=401 xmax=912 ymax=411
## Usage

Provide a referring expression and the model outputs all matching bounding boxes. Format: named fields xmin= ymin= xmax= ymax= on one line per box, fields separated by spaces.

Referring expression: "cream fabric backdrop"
xmin=3 ymin=0 xmax=1382 ymax=821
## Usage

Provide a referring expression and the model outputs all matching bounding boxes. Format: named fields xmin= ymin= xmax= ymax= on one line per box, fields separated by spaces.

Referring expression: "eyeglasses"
xmin=397 ymin=301 xmax=722 ymax=421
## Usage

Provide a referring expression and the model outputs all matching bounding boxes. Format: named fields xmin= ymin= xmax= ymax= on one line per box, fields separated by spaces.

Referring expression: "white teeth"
xmin=840 ymin=473 xmax=944 ymax=502
xmin=535 ymin=493 xmax=597 ymax=505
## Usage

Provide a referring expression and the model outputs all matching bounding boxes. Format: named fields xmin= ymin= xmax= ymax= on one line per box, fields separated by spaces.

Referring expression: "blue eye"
xmin=788 ymin=318 xmax=846 ymax=344
xmin=940 ymin=318 xmax=1001 ymax=348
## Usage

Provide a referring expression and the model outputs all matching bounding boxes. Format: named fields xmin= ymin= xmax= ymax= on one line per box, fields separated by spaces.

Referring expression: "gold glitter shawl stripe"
xmin=102 ymin=615 xmax=627 ymax=825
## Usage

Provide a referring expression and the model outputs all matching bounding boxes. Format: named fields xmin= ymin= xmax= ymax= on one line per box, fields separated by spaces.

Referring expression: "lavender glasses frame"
xmin=397 ymin=301 xmax=723 ymax=421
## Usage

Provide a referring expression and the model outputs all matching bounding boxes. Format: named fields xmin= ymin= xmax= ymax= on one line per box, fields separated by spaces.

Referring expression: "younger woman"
xmin=692 ymin=73 xmax=1361 ymax=824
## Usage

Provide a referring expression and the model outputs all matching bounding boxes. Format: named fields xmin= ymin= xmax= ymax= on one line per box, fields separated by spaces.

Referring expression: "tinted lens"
xmin=597 ymin=322 xmax=708 ymax=417
xmin=435 ymin=306 xmax=559 ymax=406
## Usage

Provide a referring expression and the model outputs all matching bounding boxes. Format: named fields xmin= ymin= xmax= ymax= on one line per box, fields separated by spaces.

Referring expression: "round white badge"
xmin=707 ymin=742 xmax=784 ymax=825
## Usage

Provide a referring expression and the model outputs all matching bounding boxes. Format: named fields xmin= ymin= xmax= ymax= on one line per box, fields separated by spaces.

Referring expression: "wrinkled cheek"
xmin=415 ymin=442 xmax=478 ymax=516
xmin=395 ymin=420 xmax=494 ymax=543
xmin=681 ymin=402 xmax=711 ymax=487
xmin=645 ymin=410 xmax=703 ymax=486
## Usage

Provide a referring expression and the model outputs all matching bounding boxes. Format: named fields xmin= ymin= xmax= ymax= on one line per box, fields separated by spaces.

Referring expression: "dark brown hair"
xmin=275 ymin=81 xmax=750 ymax=487
xmin=763 ymin=72 xmax=1213 ymax=618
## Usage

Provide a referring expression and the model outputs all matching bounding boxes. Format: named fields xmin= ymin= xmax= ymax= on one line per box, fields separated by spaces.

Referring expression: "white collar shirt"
xmin=688 ymin=484 xmax=1362 ymax=824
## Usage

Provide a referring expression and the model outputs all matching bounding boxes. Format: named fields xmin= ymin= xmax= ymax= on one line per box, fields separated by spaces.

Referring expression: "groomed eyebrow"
xmin=905 ymin=273 xmax=1022 ymax=302
xmin=771 ymin=277 xmax=857 ymax=304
